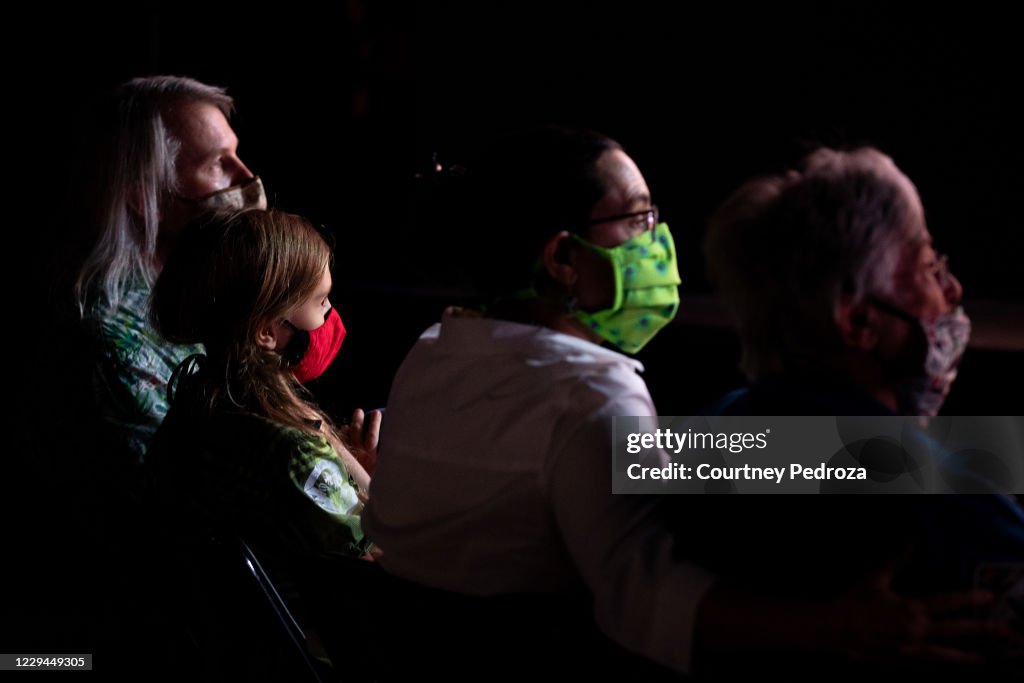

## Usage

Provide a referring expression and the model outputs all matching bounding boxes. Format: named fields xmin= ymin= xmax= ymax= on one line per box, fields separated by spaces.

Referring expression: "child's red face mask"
xmin=282 ymin=307 xmax=347 ymax=383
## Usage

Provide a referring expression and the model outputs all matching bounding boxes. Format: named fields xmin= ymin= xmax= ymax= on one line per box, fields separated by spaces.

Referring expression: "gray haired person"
xmin=693 ymin=146 xmax=1023 ymax=676
xmin=705 ymin=146 xmax=968 ymax=417
xmin=76 ymin=75 xmax=265 ymax=465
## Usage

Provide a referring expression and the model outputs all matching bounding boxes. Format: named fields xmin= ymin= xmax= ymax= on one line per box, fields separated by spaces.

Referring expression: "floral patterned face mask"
xmin=871 ymin=298 xmax=972 ymax=416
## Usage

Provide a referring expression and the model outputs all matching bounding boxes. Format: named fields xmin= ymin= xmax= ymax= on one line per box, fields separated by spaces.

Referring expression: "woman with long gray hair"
xmin=76 ymin=75 xmax=264 ymax=466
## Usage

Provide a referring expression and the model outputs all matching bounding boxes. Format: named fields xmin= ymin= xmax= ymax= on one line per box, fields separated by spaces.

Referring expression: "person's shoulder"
xmin=560 ymin=340 xmax=649 ymax=389
xmin=82 ymin=282 xmax=151 ymax=346
xmin=558 ymin=357 xmax=655 ymax=427
xmin=210 ymin=412 xmax=324 ymax=445
xmin=701 ymin=387 xmax=752 ymax=415
xmin=703 ymin=375 xmax=897 ymax=417
xmin=179 ymin=412 xmax=337 ymax=488
xmin=82 ymin=278 xmax=149 ymax=319
xmin=229 ymin=414 xmax=340 ymax=466
xmin=86 ymin=286 xmax=201 ymax=372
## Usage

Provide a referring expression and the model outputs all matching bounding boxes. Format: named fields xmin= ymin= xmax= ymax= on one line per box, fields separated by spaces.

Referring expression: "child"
xmin=148 ymin=208 xmax=370 ymax=559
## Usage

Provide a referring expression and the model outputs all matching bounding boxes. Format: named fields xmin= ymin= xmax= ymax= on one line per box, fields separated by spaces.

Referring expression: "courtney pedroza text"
xmin=625 ymin=428 xmax=769 ymax=454
xmin=626 ymin=463 xmax=868 ymax=483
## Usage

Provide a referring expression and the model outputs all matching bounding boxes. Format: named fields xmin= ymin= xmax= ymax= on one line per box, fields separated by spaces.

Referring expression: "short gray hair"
xmin=75 ymin=75 xmax=234 ymax=315
xmin=705 ymin=147 xmax=924 ymax=379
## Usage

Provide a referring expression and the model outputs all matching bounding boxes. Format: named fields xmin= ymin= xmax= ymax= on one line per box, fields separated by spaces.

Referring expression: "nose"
xmin=943 ymin=269 xmax=963 ymax=307
xmin=226 ymin=154 xmax=255 ymax=185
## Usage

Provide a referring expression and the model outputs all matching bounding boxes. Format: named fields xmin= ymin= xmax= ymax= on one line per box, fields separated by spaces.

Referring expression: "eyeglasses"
xmin=588 ymin=205 xmax=659 ymax=233
xmin=931 ymin=254 xmax=952 ymax=288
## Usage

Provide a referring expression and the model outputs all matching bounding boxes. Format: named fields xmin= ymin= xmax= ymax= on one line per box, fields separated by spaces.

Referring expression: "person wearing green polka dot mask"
xmin=570 ymin=214 xmax=680 ymax=354
xmin=494 ymin=137 xmax=680 ymax=354
xmin=456 ymin=127 xmax=681 ymax=356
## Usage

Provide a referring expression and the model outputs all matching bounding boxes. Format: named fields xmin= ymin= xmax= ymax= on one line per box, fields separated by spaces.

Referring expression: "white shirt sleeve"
xmin=543 ymin=387 xmax=717 ymax=674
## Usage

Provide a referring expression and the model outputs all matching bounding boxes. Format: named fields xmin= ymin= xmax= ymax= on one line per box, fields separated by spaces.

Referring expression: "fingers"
xmin=929 ymin=616 xmax=1004 ymax=641
xmin=350 ymin=408 xmax=365 ymax=441
xmin=923 ymin=589 xmax=992 ymax=615
xmin=364 ymin=409 xmax=382 ymax=453
xmin=342 ymin=407 xmax=379 ymax=475
xmin=865 ymin=544 xmax=915 ymax=591
xmin=897 ymin=642 xmax=984 ymax=665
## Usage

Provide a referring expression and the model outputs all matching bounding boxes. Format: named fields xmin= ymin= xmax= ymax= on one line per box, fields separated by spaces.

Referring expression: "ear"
xmin=255 ymin=321 xmax=280 ymax=350
xmin=126 ymin=184 xmax=146 ymax=217
xmin=539 ymin=231 xmax=578 ymax=288
xmin=835 ymin=294 xmax=879 ymax=350
xmin=127 ymin=184 xmax=167 ymax=223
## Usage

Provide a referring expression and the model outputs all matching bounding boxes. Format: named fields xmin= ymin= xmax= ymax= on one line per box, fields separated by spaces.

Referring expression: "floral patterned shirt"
xmin=83 ymin=279 xmax=203 ymax=463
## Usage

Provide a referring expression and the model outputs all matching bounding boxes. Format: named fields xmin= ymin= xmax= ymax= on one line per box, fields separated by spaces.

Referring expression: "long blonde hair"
xmin=151 ymin=209 xmax=350 ymax=462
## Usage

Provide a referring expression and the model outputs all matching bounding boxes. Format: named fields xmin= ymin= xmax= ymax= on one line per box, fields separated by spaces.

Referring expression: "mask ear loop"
xmin=569 ymin=232 xmax=625 ymax=313
xmin=280 ymin=319 xmax=310 ymax=366
xmin=867 ymin=296 xmax=918 ymax=325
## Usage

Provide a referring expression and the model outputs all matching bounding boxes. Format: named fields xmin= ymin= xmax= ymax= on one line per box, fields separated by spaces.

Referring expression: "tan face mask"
xmin=191 ymin=175 xmax=267 ymax=211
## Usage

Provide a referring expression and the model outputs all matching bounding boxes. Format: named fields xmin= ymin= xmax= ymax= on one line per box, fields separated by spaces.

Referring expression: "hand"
xmin=359 ymin=544 xmax=385 ymax=562
xmin=343 ymin=408 xmax=381 ymax=475
xmin=695 ymin=551 xmax=1020 ymax=676
xmin=824 ymin=555 xmax=1006 ymax=665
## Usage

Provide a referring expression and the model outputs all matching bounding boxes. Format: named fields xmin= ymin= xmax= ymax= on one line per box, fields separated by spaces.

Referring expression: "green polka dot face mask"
xmin=570 ymin=222 xmax=681 ymax=354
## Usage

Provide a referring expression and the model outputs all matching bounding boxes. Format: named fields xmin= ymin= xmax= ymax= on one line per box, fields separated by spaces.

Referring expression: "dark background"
xmin=17 ymin=2 xmax=1024 ymax=417
xmin=405 ymin=3 xmax=1024 ymax=418
xmin=6 ymin=0 xmax=1024 ymax=669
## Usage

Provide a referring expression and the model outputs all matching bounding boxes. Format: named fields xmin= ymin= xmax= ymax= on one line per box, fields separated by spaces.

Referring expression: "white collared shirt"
xmin=363 ymin=309 xmax=715 ymax=673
